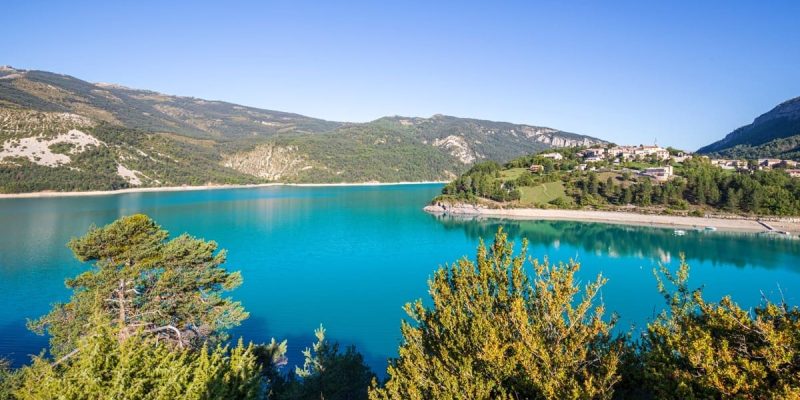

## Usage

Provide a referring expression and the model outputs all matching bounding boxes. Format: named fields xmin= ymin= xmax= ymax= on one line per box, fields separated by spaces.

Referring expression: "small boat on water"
xmin=674 ymin=229 xmax=686 ymax=236
xmin=759 ymin=230 xmax=798 ymax=239
xmin=705 ymin=226 xmax=717 ymax=231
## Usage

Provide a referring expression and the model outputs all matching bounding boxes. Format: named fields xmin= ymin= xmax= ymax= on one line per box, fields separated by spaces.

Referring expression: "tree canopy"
xmin=29 ymin=214 xmax=248 ymax=357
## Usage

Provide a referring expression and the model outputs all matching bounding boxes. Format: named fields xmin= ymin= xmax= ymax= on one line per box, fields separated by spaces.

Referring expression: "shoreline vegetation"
xmin=0 ymin=181 xmax=449 ymax=199
xmin=424 ymin=202 xmax=800 ymax=234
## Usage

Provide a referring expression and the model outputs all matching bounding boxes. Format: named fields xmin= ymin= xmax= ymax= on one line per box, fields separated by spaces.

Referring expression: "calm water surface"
xmin=1 ymin=184 xmax=799 ymax=373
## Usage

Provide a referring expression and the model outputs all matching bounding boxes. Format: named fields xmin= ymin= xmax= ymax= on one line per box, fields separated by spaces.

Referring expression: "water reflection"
xmin=430 ymin=214 xmax=800 ymax=271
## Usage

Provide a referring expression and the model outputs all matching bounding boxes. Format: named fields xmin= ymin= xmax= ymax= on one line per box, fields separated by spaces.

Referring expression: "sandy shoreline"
xmin=0 ymin=181 xmax=448 ymax=199
xmin=424 ymin=204 xmax=800 ymax=235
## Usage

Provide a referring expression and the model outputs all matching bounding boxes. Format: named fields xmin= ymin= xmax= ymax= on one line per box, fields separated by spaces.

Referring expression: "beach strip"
xmin=424 ymin=204 xmax=800 ymax=235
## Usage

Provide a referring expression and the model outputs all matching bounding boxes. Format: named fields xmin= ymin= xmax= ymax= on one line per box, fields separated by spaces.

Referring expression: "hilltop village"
xmin=535 ymin=144 xmax=800 ymax=182
xmin=434 ymin=143 xmax=800 ymax=219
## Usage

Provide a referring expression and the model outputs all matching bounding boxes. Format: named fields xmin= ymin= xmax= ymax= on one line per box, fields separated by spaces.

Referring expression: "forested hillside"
xmin=698 ymin=96 xmax=800 ymax=160
xmin=0 ymin=66 xmax=604 ymax=192
xmin=0 ymin=109 xmax=260 ymax=193
xmin=698 ymin=134 xmax=800 ymax=160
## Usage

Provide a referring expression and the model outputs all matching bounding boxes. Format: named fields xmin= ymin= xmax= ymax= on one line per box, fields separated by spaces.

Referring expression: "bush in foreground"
xmin=13 ymin=322 xmax=262 ymax=400
xmin=640 ymin=259 xmax=800 ymax=398
xmin=370 ymin=228 xmax=622 ymax=399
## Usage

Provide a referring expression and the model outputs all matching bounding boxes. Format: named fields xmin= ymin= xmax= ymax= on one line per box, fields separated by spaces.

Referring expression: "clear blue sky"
xmin=2 ymin=1 xmax=799 ymax=150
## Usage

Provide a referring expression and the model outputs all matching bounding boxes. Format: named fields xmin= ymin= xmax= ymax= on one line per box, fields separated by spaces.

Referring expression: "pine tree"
xmin=29 ymin=214 xmax=248 ymax=357
xmin=271 ymin=325 xmax=375 ymax=400
xmin=724 ymin=187 xmax=740 ymax=212
xmin=588 ymin=172 xmax=599 ymax=195
xmin=621 ymin=186 xmax=633 ymax=205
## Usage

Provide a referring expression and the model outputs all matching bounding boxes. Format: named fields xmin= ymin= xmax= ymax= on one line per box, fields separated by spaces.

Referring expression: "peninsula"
xmin=426 ymin=145 xmax=800 ymax=235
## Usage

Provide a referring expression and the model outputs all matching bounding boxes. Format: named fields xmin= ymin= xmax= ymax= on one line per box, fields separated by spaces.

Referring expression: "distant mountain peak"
xmin=0 ymin=66 xmax=26 ymax=80
xmin=697 ymin=95 xmax=800 ymax=159
xmin=753 ymin=96 xmax=800 ymax=124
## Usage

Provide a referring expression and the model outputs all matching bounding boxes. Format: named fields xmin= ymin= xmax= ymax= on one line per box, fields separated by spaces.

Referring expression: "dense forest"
xmin=438 ymin=149 xmax=800 ymax=216
xmin=1 ymin=216 xmax=798 ymax=399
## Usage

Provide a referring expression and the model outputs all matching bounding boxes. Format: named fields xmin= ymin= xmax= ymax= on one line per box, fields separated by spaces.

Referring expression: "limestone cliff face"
xmin=380 ymin=115 xmax=607 ymax=164
xmin=431 ymin=129 xmax=603 ymax=164
xmin=532 ymin=133 xmax=599 ymax=148
xmin=222 ymin=143 xmax=315 ymax=181
xmin=432 ymin=135 xmax=478 ymax=164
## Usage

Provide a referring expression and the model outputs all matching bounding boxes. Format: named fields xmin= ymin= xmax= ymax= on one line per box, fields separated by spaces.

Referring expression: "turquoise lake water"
xmin=1 ymin=184 xmax=799 ymax=374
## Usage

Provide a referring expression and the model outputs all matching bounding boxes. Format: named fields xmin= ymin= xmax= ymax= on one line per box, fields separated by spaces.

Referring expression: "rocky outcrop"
xmin=222 ymin=143 xmax=315 ymax=180
xmin=432 ymin=135 xmax=477 ymax=164
xmin=0 ymin=129 xmax=105 ymax=167
xmin=424 ymin=202 xmax=489 ymax=215
xmin=0 ymin=110 xmax=104 ymax=167
xmin=531 ymin=133 xmax=599 ymax=148
xmin=116 ymin=164 xmax=142 ymax=186
xmin=383 ymin=114 xmax=607 ymax=164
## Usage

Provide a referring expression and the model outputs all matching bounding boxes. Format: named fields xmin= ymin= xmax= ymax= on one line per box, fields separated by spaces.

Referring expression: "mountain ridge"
xmin=697 ymin=96 xmax=800 ymax=159
xmin=0 ymin=66 xmax=599 ymax=145
xmin=0 ymin=66 xmax=607 ymax=192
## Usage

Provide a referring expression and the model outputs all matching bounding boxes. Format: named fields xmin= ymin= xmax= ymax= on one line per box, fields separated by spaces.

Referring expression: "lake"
xmin=1 ymin=184 xmax=799 ymax=374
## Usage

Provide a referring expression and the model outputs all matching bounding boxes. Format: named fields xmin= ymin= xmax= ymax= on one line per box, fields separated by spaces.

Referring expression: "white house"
xmin=609 ymin=146 xmax=636 ymax=160
xmin=585 ymin=155 xmax=604 ymax=162
xmin=635 ymin=145 xmax=670 ymax=160
xmin=758 ymin=159 xmax=798 ymax=169
xmin=711 ymin=159 xmax=747 ymax=170
xmin=671 ymin=152 xmax=692 ymax=163
xmin=642 ymin=165 xmax=674 ymax=181
xmin=540 ymin=152 xmax=563 ymax=160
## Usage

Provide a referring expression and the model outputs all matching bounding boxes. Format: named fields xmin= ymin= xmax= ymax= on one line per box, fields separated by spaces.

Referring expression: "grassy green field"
xmin=499 ymin=167 xmax=529 ymax=181
xmin=620 ymin=162 xmax=652 ymax=170
xmin=519 ymin=181 xmax=566 ymax=205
